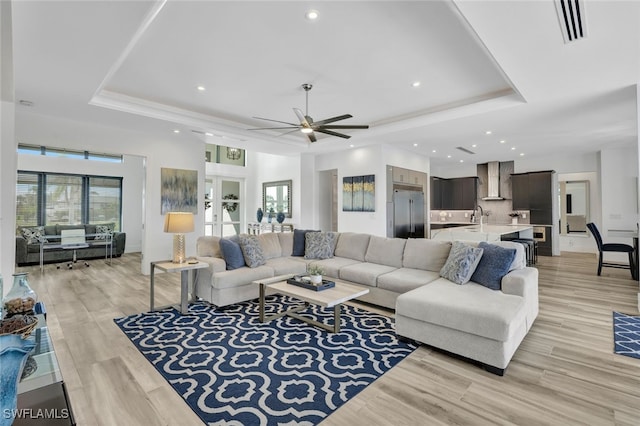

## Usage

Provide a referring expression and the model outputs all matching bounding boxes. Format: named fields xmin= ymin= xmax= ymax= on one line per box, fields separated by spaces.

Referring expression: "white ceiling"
xmin=10 ymin=0 xmax=640 ymax=166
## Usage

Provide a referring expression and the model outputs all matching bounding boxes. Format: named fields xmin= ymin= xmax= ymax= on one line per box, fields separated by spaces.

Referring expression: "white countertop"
xmin=431 ymin=224 xmax=534 ymax=242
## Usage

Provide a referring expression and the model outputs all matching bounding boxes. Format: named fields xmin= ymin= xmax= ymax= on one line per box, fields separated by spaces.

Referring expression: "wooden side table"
xmin=149 ymin=260 xmax=208 ymax=314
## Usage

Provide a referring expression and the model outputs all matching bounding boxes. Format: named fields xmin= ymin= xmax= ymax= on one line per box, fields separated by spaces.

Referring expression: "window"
xmin=16 ymin=171 xmax=123 ymax=229
xmin=17 ymin=144 xmax=123 ymax=163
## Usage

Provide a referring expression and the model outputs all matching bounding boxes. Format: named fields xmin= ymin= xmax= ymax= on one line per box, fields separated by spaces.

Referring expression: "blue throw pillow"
xmin=470 ymin=242 xmax=517 ymax=290
xmin=219 ymin=238 xmax=245 ymax=270
xmin=439 ymin=241 xmax=484 ymax=285
xmin=292 ymin=229 xmax=318 ymax=256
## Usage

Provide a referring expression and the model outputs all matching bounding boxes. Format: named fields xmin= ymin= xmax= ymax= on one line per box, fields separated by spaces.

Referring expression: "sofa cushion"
xmin=239 ymin=234 xmax=266 ymax=268
xmin=470 ymin=242 xmax=517 ymax=290
xmin=197 ymin=236 xmax=222 ymax=258
xmin=440 ymin=241 xmax=484 ymax=285
xmin=308 ymin=257 xmax=361 ymax=279
xmin=377 ymin=268 xmax=441 ymax=293
xmin=56 ymin=224 xmax=85 ymax=235
xmin=20 ymin=226 xmax=48 ymax=244
xmin=264 ymin=257 xmax=308 ymax=276
xmin=292 ymin=229 xmax=318 ymax=256
xmin=365 ymin=236 xmax=406 ymax=268
xmin=277 ymin=232 xmax=294 ymax=257
xmin=212 ymin=265 xmax=274 ymax=290
xmin=219 ymin=238 xmax=245 ymax=270
xmin=258 ymin=233 xmax=282 ymax=260
xmin=304 ymin=232 xmax=338 ymax=259
xmin=339 ymin=262 xmax=397 ymax=287
xmin=334 ymin=233 xmax=370 ymax=261
xmin=403 ymin=239 xmax=452 ymax=272
xmin=397 ymin=279 xmax=526 ymax=342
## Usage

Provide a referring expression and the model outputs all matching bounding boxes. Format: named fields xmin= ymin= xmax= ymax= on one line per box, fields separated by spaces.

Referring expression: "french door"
xmin=205 ymin=177 xmax=244 ymax=237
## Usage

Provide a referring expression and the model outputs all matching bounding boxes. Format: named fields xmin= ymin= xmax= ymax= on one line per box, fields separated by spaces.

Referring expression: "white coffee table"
xmin=253 ymin=274 xmax=369 ymax=333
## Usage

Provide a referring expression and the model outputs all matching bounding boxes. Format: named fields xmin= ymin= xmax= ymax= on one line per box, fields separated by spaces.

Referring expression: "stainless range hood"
xmin=481 ymin=161 xmax=504 ymax=201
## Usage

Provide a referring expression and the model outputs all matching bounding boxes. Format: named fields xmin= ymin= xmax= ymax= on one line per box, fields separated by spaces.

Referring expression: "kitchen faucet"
xmin=474 ymin=205 xmax=484 ymax=225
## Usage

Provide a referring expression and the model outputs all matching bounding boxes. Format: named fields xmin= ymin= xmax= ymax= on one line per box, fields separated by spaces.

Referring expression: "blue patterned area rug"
xmin=114 ymin=295 xmax=416 ymax=425
xmin=613 ymin=311 xmax=640 ymax=359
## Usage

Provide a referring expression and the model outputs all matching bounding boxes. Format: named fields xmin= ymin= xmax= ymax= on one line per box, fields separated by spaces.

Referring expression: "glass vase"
xmin=2 ymin=273 xmax=37 ymax=318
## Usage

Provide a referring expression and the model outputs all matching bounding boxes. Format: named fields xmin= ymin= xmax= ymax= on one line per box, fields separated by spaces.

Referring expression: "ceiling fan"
xmin=249 ymin=83 xmax=369 ymax=143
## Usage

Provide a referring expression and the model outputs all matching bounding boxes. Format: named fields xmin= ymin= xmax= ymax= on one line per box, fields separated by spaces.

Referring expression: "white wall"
xmin=16 ymin=153 xmax=145 ymax=252
xmin=1 ymin=0 xmax=17 ymax=295
xmin=15 ymin=111 xmax=205 ymax=275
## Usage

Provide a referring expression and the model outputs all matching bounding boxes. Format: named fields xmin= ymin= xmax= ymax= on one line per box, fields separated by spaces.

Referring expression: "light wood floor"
xmin=18 ymin=251 xmax=640 ymax=426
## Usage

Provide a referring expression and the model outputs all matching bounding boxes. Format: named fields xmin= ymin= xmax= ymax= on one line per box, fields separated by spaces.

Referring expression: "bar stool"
xmin=512 ymin=238 xmax=536 ymax=266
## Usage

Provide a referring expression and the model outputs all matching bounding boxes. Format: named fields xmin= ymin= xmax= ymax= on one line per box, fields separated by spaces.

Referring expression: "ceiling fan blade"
xmin=307 ymin=132 xmax=317 ymax=143
xmin=293 ymin=108 xmax=309 ymax=125
xmin=311 ymin=114 xmax=353 ymax=126
xmin=320 ymin=124 xmax=369 ymax=129
xmin=248 ymin=126 xmax=300 ymax=130
xmin=315 ymin=129 xmax=351 ymax=139
xmin=252 ymin=116 xmax=299 ymax=126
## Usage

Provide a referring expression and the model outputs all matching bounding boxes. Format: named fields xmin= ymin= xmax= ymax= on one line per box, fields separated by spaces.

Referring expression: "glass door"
xmin=205 ymin=177 xmax=244 ymax=237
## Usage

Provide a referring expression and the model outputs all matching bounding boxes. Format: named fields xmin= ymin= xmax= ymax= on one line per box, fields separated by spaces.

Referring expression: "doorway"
xmin=205 ymin=176 xmax=245 ymax=237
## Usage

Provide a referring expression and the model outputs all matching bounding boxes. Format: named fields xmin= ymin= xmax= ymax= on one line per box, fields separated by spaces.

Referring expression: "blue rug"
xmin=613 ymin=311 xmax=640 ymax=359
xmin=114 ymin=295 xmax=416 ymax=425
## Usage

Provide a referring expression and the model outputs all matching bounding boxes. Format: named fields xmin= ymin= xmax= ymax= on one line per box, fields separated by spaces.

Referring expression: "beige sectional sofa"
xmin=195 ymin=231 xmax=538 ymax=375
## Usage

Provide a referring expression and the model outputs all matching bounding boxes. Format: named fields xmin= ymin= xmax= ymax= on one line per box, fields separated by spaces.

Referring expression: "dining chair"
xmin=586 ymin=222 xmax=636 ymax=279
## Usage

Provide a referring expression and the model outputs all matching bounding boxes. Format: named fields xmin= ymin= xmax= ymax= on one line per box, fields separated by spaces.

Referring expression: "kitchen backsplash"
xmin=431 ymin=199 xmax=530 ymax=225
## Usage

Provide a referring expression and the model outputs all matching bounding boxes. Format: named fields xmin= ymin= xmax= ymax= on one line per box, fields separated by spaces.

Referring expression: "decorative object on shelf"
xmin=204 ymin=194 xmax=212 ymax=210
xmin=509 ymin=211 xmax=521 ymax=225
xmin=0 ymin=334 xmax=36 ymax=426
xmin=276 ymin=211 xmax=285 ymax=224
xmin=256 ymin=208 xmax=264 ymax=223
xmin=343 ymin=174 xmax=375 ymax=212
xmin=2 ymin=273 xmax=37 ymax=318
xmin=307 ymin=265 xmax=324 ymax=284
xmin=164 ymin=212 xmax=195 ymax=263
xmin=268 ymin=208 xmax=275 ymax=223
xmin=222 ymin=194 xmax=239 ymax=212
xmin=0 ymin=314 xmax=38 ymax=338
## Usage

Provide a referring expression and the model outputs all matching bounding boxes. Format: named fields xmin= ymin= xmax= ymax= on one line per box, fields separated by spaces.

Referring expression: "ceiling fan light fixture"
xmin=300 ymin=127 xmax=313 ymax=134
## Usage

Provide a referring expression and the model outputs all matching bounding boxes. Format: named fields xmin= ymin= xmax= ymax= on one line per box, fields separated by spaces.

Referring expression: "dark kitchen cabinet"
xmin=430 ymin=176 xmax=477 ymax=210
xmin=511 ymin=173 xmax=529 ymax=210
xmin=511 ymin=171 xmax=554 ymax=224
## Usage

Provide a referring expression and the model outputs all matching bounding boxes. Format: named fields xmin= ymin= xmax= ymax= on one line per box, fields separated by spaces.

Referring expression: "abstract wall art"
xmin=161 ymin=167 xmax=198 ymax=214
xmin=343 ymin=174 xmax=375 ymax=212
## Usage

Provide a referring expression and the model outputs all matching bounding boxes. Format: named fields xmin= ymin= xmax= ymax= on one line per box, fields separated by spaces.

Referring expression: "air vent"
xmin=456 ymin=146 xmax=475 ymax=155
xmin=555 ymin=0 xmax=587 ymax=43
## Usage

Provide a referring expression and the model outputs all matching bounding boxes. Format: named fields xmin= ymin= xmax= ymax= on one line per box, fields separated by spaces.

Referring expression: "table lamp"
xmin=164 ymin=212 xmax=194 ymax=263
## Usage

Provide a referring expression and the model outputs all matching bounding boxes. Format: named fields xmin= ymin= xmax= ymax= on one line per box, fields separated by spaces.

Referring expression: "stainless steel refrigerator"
xmin=393 ymin=189 xmax=425 ymax=238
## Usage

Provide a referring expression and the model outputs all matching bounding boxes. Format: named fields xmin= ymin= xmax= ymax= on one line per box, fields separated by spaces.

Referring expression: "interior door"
xmin=208 ymin=177 xmax=244 ymax=237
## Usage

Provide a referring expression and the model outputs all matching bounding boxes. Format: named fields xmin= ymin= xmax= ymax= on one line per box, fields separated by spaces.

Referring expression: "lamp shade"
xmin=164 ymin=212 xmax=194 ymax=234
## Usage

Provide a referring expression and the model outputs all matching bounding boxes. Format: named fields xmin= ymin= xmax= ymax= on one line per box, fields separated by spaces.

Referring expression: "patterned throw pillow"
xmin=20 ymin=226 xmax=48 ymax=244
xmin=94 ymin=224 xmax=115 ymax=240
xmin=238 ymin=234 xmax=266 ymax=268
xmin=439 ymin=241 xmax=484 ymax=285
xmin=304 ymin=232 xmax=338 ymax=260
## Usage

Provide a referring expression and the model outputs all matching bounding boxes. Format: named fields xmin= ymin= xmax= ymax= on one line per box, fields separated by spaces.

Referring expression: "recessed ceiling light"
xmin=413 ymin=143 xmax=418 ymax=147
xmin=459 ymin=160 xmax=464 ymax=163
xmin=205 ymin=132 xmax=213 ymax=136
xmin=447 ymin=155 xmax=452 ymax=158
xmin=173 ymin=129 xmax=180 ymax=134
xmin=305 ymin=9 xmax=319 ymax=20
xmin=511 ymin=147 xmax=516 ymax=150
xmin=519 ymin=153 xmax=525 ymax=156
xmin=196 ymin=85 xmax=206 ymax=91
xmin=471 ymin=144 xmax=477 ymax=148
xmin=349 ymin=144 xmax=354 ymax=148
xmin=432 ymin=150 xmax=436 ymax=153
xmin=412 ymin=81 xmax=421 ymax=88
xmin=499 ymin=140 xmax=506 ymax=144
xmin=485 ymin=130 xmax=492 ymax=135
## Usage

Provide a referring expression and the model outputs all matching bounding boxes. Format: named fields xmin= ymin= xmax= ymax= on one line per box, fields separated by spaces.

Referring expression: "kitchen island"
xmin=431 ymin=223 xmax=534 ymax=242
